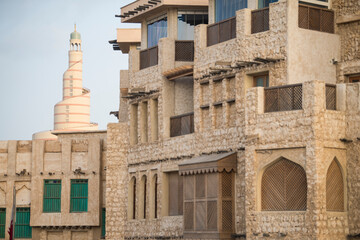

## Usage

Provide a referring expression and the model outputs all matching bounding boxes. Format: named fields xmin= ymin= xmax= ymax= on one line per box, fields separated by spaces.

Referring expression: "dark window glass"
xmin=215 ymin=0 xmax=247 ymax=22
xmin=101 ymin=208 xmax=106 ymax=238
xmin=147 ymin=16 xmax=167 ymax=48
xmin=258 ymin=0 xmax=278 ymax=8
xmin=178 ymin=11 xmax=208 ymax=40
xmin=254 ymin=75 xmax=269 ymax=87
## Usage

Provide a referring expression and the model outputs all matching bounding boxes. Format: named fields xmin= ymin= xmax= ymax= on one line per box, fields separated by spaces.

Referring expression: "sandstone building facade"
xmin=106 ymin=0 xmax=360 ymax=239
xmin=0 ymin=29 xmax=106 ymax=240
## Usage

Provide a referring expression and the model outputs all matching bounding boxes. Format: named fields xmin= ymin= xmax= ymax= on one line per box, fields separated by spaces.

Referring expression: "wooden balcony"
xmin=207 ymin=17 xmax=236 ymax=47
xmin=140 ymin=45 xmax=158 ymax=70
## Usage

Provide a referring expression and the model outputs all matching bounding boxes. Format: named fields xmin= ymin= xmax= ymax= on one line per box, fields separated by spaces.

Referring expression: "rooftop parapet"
xmin=119 ymin=0 xmax=208 ymax=23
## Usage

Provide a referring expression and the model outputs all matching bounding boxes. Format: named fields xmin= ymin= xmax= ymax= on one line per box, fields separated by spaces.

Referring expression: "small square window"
xmin=253 ymin=74 xmax=269 ymax=87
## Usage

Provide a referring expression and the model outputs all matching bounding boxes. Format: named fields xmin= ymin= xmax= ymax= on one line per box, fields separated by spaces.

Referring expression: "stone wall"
xmin=107 ymin=0 xmax=360 ymax=239
xmin=0 ymin=131 xmax=107 ymax=240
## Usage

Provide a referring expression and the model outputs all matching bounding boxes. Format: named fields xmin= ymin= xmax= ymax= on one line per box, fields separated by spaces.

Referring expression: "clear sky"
xmin=0 ymin=0 xmax=137 ymax=140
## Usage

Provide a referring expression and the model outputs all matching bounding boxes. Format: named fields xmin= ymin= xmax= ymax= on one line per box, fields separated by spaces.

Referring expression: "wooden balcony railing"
xmin=264 ymin=84 xmax=303 ymax=113
xmin=326 ymin=84 xmax=336 ymax=110
xmin=298 ymin=4 xmax=334 ymax=33
xmin=140 ymin=46 xmax=158 ymax=70
xmin=175 ymin=41 xmax=194 ymax=62
xmin=170 ymin=112 xmax=194 ymax=137
xmin=207 ymin=17 xmax=236 ymax=47
xmin=251 ymin=8 xmax=269 ymax=34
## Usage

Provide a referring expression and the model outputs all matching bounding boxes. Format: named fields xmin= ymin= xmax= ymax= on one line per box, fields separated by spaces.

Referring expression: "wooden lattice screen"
xmin=221 ymin=172 xmax=233 ymax=232
xmin=264 ymin=84 xmax=302 ymax=112
xmin=140 ymin=46 xmax=158 ymax=70
xmin=175 ymin=41 xmax=194 ymax=62
xmin=262 ymin=158 xmax=307 ymax=211
xmin=251 ymin=8 xmax=270 ymax=34
xmin=298 ymin=4 xmax=334 ymax=33
xmin=326 ymin=84 xmax=336 ymax=110
xmin=170 ymin=112 xmax=194 ymax=137
xmin=207 ymin=17 xmax=236 ymax=47
xmin=326 ymin=160 xmax=344 ymax=211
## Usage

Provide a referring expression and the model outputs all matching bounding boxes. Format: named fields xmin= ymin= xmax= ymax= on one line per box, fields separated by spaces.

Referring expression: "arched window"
xmin=128 ymin=177 xmax=136 ymax=219
xmin=326 ymin=159 xmax=344 ymax=211
xmin=139 ymin=175 xmax=147 ymax=219
xmin=261 ymin=158 xmax=307 ymax=211
xmin=152 ymin=174 xmax=158 ymax=219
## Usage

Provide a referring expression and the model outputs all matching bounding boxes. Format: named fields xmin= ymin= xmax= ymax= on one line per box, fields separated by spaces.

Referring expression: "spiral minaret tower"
xmin=33 ymin=26 xmax=98 ymax=140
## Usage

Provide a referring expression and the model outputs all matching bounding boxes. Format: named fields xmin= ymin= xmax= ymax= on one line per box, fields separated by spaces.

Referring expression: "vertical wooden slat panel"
xmin=196 ymin=175 xmax=205 ymax=198
xmin=185 ymin=175 xmax=195 ymax=200
xmin=207 ymin=201 xmax=217 ymax=231
xmin=184 ymin=202 xmax=194 ymax=230
xmin=195 ymin=202 xmax=206 ymax=230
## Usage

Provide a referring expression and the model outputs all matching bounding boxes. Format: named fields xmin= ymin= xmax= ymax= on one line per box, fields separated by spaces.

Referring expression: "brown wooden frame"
xmin=349 ymin=75 xmax=360 ymax=83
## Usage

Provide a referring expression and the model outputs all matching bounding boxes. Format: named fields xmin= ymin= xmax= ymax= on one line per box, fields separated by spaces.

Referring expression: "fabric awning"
xmin=179 ymin=152 xmax=237 ymax=176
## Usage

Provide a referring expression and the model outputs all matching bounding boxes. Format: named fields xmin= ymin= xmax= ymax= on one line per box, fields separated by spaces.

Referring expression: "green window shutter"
xmin=70 ymin=179 xmax=88 ymax=212
xmin=43 ymin=180 xmax=61 ymax=213
xmin=0 ymin=208 xmax=5 ymax=239
xmin=15 ymin=208 xmax=32 ymax=238
xmin=101 ymin=208 xmax=106 ymax=238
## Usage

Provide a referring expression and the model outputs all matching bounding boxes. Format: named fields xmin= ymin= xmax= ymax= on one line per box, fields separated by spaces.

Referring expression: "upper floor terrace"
xmin=114 ymin=0 xmax=338 ymax=87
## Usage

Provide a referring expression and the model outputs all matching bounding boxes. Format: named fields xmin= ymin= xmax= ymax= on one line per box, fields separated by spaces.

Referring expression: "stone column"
xmin=105 ymin=123 xmax=129 ymax=239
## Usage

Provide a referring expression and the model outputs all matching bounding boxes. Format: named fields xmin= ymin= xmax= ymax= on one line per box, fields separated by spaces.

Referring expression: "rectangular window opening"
xmin=70 ymin=179 xmax=88 ymax=212
xmin=43 ymin=179 xmax=61 ymax=213
xmin=15 ymin=208 xmax=32 ymax=239
xmin=147 ymin=15 xmax=167 ymax=48
xmin=0 ymin=209 xmax=5 ymax=239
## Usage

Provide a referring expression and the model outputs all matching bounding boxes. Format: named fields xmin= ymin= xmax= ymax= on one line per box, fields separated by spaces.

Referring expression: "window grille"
xmin=261 ymin=158 xmax=307 ymax=211
xmin=251 ymin=8 xmax=269 ymax=34
xmin=264 ymin=84 xmax=302 ymax=112
xmin=175 ymin=41 xmax=194 ymax=62
xmin=0 ymin=209 xmax=5 ymax=239
xmin=326 ymin=160 xmax=344 ymax=211
xmin=15 ymin=208 xmax=32 ymax=238
xmin=70 ymin=179 xmax=88 ymax=212
xmin=43 ymin=179 xmax=61 ymax=213
xmin=326 ymin=84 xmax=336 ymax=110
xmin=298 ymin=4 xmax=334 ymax=33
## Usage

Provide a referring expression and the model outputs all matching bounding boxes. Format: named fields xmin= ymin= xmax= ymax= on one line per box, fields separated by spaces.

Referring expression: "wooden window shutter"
xmin=261 ymin=158 xmax=307 ymax=211
xmin=326 ymin=159 xmax=344 ymax=211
